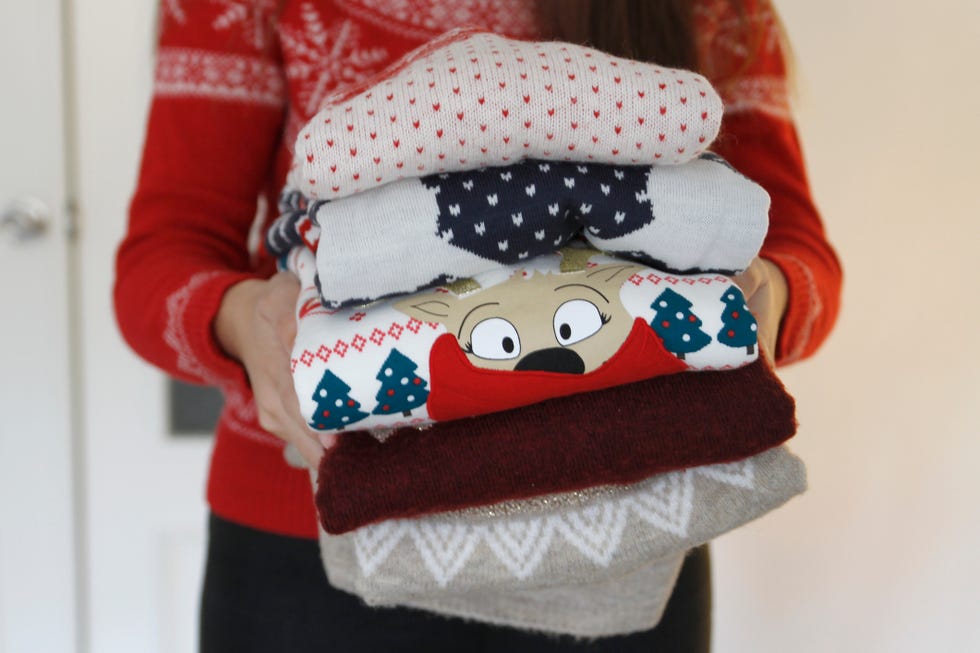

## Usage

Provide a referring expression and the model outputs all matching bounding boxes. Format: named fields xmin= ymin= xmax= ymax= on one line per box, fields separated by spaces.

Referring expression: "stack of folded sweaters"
xmin=266 ymin=29 xmax=805 ymax=637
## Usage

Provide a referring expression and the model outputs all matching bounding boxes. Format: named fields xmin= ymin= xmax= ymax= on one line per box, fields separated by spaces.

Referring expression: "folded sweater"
xmin=271 ymin=153 xmax=770 ymax=308
xmin=288 ymin=29 xmax=723 ymax=201
xmin=315 ymin=353 xmax=796 ymax=534
xmin=285 ymin=246 xmax=763 ymax=437
xmin=318 ymin=445 xmax=804 ymax=594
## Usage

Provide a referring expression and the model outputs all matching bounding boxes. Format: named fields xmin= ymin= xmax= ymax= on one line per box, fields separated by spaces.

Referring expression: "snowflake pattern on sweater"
xmin=280 ymin=4 xmax=391 ymax=117
xmin=154 ymin=0 xmax=794 ymax=131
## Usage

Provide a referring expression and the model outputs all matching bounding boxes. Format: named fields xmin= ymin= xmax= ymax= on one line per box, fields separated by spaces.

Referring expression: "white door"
xmin=72 ymin=1 xmax=213 ymax=651
xmin=0 ymin=0 xmax=79 ymax=651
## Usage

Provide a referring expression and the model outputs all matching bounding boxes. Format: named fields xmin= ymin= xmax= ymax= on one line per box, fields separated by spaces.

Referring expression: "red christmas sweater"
xmin=114 ymin=0 xmax=842 ymax=539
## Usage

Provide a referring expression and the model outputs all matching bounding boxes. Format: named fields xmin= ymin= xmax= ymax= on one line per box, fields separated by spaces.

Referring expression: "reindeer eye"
xmin=469 ymin=318 xmax=522 ymax=360
xmin=553 ymin=300 xmax=607 ymax=346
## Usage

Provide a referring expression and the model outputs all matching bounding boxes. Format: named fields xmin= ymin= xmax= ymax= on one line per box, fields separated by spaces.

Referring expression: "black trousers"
xmin=200 ymin=514 xmax=711 ymax=652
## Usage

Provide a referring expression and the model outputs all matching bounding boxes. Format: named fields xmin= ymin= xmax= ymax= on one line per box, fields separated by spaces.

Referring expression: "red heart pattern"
xmin=291 ymin=29 xmax=722 ymax=200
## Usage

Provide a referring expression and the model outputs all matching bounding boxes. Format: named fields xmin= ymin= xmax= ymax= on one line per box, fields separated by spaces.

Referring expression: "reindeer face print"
xmin=395 ymin=261 xmax=639 ymax=374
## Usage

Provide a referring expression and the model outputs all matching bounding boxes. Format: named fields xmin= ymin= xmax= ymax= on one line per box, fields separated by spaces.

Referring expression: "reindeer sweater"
xmin=114 ymin=0 xmax=842 ymax=539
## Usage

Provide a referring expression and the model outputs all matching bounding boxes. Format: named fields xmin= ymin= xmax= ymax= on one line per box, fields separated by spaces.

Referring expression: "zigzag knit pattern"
xmin=289 ymin=29 xmax=723 ymax=199
xmin=319 ymin=446 xmax=804 ymax=593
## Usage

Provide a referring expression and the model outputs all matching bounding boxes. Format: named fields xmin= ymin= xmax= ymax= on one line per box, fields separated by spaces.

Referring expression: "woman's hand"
xmin=215 ymin=273 xmax=333 ymax=467
xmin=731 ymin=258 xmax=788 ymax=362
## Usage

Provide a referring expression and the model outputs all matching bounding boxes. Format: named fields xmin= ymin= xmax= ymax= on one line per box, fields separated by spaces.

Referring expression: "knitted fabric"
xmin=284 ymin=247 xmax=762 ymax=436
xmin=266 ymin=188 xmax=321 ymax=257
xmin=326 ymin=548 xmax=687 ymax=638
xmin=288 ymin=29 xmax=724 ymax=200
xmin=318 ymin=446 xmax=803 ymax=594
xmin=315 ymin=356 xmax=796 ymax=534
xmin=270 ymin=153 xmax=769 ymax=308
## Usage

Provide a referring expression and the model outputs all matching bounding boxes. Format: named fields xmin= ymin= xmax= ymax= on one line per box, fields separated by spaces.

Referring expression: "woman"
xmin=115 ymin=1 xmax=841 ymax=650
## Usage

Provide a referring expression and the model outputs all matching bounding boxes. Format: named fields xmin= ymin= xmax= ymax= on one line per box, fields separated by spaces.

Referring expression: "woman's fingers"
xmin=731 ymin=258 xmax=788 ymax=360
xmin=217 ymin=273 xmax=325 ymax=468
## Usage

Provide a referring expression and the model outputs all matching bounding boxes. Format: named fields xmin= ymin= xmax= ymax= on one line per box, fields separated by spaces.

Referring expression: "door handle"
xmin=1 ymin=196 xmax=50 ymax=242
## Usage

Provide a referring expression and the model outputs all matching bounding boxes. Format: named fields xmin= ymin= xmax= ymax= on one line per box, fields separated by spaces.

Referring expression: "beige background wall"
xmin=713 ymin=1 xmax=980 ymax=650
xmin=4 ymin=0 xmax=976 ymax=650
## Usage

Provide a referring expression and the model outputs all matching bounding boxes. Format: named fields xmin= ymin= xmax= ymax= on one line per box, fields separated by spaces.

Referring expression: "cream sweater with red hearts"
xmin=289 ymin=29 xmax=723 ymax=199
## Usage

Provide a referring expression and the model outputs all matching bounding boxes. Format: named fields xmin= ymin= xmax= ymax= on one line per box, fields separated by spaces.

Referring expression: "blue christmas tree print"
xmin=309 ymin=369 xmax=369 ymax=431
xmin=717 ymin=286 xmax=758 ymax=355
xmin=372 ymin=348 xmax=430 ymax=417
xmin=649 ymin=288 xmax=711 ymax=360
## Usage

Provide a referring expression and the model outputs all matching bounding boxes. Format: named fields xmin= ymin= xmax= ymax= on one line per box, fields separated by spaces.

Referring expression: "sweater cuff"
xmin=764 ymin=252 xmax=822 ymax=366
xmin=164 ymin=269 xmax=264 ymax=389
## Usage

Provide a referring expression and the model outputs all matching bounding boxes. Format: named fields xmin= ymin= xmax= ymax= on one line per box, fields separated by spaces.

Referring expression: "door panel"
xmin=73 ymin=1 xmax=212 ymax=651
xmin=0 ymin=0 xmax=78 ymax=651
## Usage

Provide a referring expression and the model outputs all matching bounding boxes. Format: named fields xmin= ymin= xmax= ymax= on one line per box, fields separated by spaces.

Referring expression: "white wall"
xmin=713 ymin=1 xmax=980 ymax=651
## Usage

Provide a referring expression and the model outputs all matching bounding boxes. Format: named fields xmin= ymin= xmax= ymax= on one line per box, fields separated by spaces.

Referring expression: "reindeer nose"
xmin=514 ymin=348 xmax=585 ymax=374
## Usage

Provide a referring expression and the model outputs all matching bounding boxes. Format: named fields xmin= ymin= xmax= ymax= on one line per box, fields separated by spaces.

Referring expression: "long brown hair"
xmin=536 ymin=0 xmax=699 ymax=70
xmin=535 ymin=0 xmax=773 ymax=81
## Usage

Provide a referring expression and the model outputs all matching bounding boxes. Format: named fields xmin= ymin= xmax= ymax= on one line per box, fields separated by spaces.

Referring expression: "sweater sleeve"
xmin=695 ymin=0 xmax=842 ymax=366
xmin=114 ymin=1 xmax=286 ymax=387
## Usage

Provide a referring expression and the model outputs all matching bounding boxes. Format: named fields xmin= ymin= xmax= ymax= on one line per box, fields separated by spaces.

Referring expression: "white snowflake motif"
xmin=160 ymin=0 xmax=187 ymax=25
xmin=280 ymin=3 xmax=390 ymax=117
xmin=696 ymin=1 xmax=780 ymax=63
xmin=211 ymin=0 xmax=278 ymax=51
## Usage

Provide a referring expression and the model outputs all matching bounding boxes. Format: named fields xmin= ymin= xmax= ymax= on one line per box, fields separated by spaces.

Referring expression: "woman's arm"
xmin=114 ymin=2 xmax=286 ymax=397
xmin=697 ymin=0 xmax=842 ymax=365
